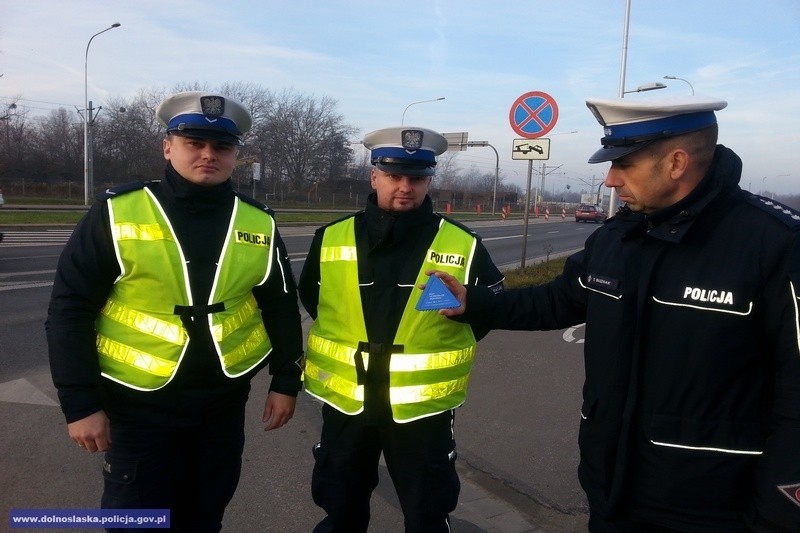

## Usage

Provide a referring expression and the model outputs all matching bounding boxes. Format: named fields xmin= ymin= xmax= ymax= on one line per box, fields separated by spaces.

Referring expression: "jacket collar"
xmin=364 ymin=193 xmax=434 ymax=249
xmin=160 ymin=162 xmax=234 ymax=213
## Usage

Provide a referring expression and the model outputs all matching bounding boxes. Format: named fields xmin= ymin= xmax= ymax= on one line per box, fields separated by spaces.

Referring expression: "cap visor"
xmin=375 ymin=162 xmax=434 ymax=177
xmin=587 ymin=141 xmax=653 ymax=164
xmin=169 ymin=129 xmax=242 ymax=146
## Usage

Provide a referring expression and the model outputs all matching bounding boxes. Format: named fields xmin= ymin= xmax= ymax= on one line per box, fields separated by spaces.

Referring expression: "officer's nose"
xmin=397 ymin=176 xmax=414 ymax=190
xmin=199 ymin=142 xmax=218 ymax=159
xmin=604 ymin=168 xmax=623 ymax=188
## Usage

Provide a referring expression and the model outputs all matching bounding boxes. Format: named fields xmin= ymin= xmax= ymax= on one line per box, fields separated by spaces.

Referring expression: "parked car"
xmin=575 ymin=204 xmax=605 ymax=223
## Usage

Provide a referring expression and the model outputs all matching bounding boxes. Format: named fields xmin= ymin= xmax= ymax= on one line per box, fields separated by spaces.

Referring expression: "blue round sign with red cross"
xmin=509 ymin=91 xmax=559 ymax=139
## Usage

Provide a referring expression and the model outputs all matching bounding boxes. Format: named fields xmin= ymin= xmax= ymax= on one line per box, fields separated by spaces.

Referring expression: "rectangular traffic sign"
xmin=443 ymin=132 xmax=469 ymax=151
xmin=511 ymin=138 xmax=550 ymax=160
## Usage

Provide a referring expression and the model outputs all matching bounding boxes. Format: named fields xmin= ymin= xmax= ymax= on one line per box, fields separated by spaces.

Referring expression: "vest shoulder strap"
xmin=436 ymin=213 xmax=479 ymax=238
xmin=316 ymin=211 xmax=362 ymax=237
xmin=233 ymin=192 xmax=275 ymax=216
xmin=98 ymin=181 xmax=154 ymax=201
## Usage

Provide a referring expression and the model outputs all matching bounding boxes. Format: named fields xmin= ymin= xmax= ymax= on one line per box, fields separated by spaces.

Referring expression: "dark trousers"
xmin=100 ymin=403 xmax=246 ymax=533
xmin=589 ymin=514 xmax=687 ymax=532
xmin=588 ymin=512 xmax=749 ymax=532
xmin=312 ymin=404 xmax=460 ymax=533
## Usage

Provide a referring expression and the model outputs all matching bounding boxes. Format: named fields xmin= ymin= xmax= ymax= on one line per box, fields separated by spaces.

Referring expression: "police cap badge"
xmin=363 ymin=126 xmax=448 ymax=177
xmin=156 ymin=91 xmax=252 ymax=146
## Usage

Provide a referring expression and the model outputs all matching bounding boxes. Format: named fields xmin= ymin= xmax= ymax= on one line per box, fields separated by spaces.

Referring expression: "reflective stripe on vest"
xmin=304 ymin=216 xmax=478 ymax=422
xmin=96 ymin=188 xmax=275 ymax=390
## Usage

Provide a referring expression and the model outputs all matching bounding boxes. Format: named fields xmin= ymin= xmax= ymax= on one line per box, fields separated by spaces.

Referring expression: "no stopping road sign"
xmin=509 ymin=91 xmax=559 ymax=139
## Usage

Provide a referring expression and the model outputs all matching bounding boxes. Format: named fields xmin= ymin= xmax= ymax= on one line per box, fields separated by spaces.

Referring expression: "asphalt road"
xmin=0 ymin=219 xmax=593 ymax=532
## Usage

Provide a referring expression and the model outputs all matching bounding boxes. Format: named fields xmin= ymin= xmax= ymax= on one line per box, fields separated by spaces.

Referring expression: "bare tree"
xmin=27 ymin=108 xmax=81 ymax=183
xmin=94 ymin=92 xmax=164 ymax=184
xmin=254 ymin=91 xmax=357 ymax=193
xmin=431 ymin=152 xmax=460 ymax=190
xmin=219 ymin=81 xmax=273 ymax=129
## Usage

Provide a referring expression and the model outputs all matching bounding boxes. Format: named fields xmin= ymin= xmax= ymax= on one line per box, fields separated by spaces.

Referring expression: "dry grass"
xmin=503 ymin=257 xmax=567 ymax=288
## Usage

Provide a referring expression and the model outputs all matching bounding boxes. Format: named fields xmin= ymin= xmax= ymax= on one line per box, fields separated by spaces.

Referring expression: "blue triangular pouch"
xmin=416 ymin=274 xmax=461 ymax=311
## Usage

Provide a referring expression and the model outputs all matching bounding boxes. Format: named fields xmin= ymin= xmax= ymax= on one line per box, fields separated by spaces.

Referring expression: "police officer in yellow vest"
xmin=299 ymin=126 xmax=504 ymax=532
xmin=46 ymin=91 xmax=303 ymax=532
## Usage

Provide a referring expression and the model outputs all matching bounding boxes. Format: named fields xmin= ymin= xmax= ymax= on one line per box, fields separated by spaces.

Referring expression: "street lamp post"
xmin=401 ymin=97 xmax=445 ymax=125
xmin=610 ymin=0 xmax=633 ymax=216
xmin=84 ymin=22 xmax=121 ymax=206
xmin=1 ymin=103 xmax=17 ymax=159
xmin=617 ymin=0 xmax=632 ymax=99
xmin=663 ymin=75 xmax=695 ymax=95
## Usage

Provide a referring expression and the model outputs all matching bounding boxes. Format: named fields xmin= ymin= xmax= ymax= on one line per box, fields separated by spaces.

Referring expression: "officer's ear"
xmin=370 ymin=168 xmax=379 ymax=190
xmin=666 ymin=148 xmax=690 ymax=181
xmin=163 ymin=135 xmax=173 ymax=160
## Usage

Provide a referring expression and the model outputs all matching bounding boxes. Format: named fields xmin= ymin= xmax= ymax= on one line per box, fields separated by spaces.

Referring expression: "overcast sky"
xmin=2 ymin=0 xmax=798 ymax=195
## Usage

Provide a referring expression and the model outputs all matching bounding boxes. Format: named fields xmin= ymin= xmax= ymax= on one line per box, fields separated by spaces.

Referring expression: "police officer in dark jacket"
xmin=299 ymin=126 xmax=503 ymax=532
xmin=432 ymin=96 xmax=800 ymax=532
xmin=46 ymin=91 xmax=303 ymax=532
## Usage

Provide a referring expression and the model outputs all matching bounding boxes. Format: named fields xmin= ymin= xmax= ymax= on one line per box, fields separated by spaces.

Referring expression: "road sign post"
xmin=510 ymin=91 xmax=558 ymax=268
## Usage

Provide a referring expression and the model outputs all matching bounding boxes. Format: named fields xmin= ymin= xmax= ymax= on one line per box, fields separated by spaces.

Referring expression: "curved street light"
xmin=2 ymin=103 xmax=17 ymax=158
xmin=663 ymin=75 xmax=695 ymax=95
xmin=0 ymin=102 xmax=16 ymax=120
xmin=460 ymin=141 xmax=499 ymax=215
xmin=84 ymin=22 xmax=121 ymax=205
xmin=622 ymin=81 xmax=667 ymax=94
xmin=401 ymin=97 xmax=445 ymax=125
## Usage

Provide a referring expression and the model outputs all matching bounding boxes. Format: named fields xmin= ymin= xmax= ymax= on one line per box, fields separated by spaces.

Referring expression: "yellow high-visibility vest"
xmin=304 ymin=216 xmax=478 ymax=422
xmin=96 ymin=187 xmax=275 ymax=390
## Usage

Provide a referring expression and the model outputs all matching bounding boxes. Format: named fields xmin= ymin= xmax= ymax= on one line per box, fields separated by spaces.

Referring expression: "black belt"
xmin=173 ymin=303 xmax=226 ymax=330
xmin=353 ymin=341 xmax=404 ymax=385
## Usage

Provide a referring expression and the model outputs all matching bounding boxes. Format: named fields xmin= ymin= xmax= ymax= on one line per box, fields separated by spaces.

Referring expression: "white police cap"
xmin=363 ymin=126 xmax=448 ymax=177
xmin=585 ymin=95 xmax=727 ymax=163
xmin=156 ymin=91 xmax=252 ymax=146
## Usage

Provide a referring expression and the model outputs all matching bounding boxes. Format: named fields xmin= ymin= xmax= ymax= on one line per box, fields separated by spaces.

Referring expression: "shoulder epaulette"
xmin=746 ymin=194 xmax=800 ymax=228
xmin=234 ymin=192 xmax=275 ymax=216
xmin=96 ymin=180 xmax=154 ymax=201
xmin=436 ymin=213 xmax=479 ymax=237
